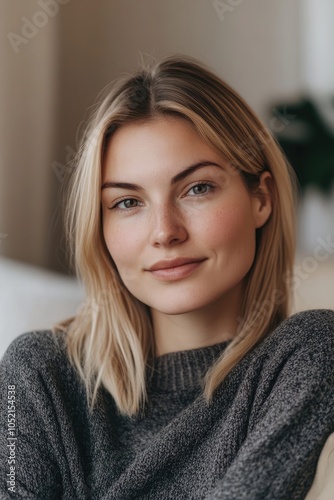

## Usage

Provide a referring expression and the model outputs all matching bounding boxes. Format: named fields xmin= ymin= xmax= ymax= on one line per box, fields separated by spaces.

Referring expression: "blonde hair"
xmin=53 ymin=54 xmax=297 ymax=417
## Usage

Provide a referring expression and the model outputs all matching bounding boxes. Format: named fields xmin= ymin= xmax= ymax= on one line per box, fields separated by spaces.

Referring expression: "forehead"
xmin=102 ymin=117 xmax=221 ymax=180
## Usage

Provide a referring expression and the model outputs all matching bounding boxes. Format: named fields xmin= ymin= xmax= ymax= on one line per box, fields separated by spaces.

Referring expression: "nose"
xmin=149 ymin=204 xmax=188 ymax=247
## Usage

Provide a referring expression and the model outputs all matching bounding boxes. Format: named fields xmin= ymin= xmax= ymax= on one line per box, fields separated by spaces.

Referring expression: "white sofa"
xmin=0 ymin=257 xmax=84 ymax=358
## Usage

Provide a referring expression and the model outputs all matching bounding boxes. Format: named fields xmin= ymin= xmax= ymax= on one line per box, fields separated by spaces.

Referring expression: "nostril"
xmin=150 ymin=221 xmax=188 ymax=247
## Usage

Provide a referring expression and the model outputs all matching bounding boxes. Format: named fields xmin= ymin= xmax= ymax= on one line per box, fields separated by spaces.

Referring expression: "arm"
xmin=0 ymin=333 xmax=63 ymax=499
xmin=305 ymin=432 xmax=334 ymax=500
xmin=206 ymin=314 xmax=334 ymax=500
xmin=0 ymin=331 xmax=88 ymax=499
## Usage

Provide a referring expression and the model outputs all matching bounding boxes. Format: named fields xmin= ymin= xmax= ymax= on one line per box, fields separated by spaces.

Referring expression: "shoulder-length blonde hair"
xmin=53 ymin=54 xmax=297 ymax=417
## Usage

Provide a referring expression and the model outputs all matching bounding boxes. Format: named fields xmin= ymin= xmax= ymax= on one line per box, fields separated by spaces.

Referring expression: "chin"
xmin=151 ymin=305 xmax=199 ymax=316
xmin=145 ymin=293 xmax=219 ymax=316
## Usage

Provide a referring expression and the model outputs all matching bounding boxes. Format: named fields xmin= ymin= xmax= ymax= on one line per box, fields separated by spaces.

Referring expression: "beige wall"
xmin=0 ymin=0 xmax=58 ymax=268
xmin=0 ymin=0 xmax=314 ymax=273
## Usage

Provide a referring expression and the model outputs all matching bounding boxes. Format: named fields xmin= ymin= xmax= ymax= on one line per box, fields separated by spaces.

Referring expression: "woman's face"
xmin=101 ymin=116 xmax=271 ymax=316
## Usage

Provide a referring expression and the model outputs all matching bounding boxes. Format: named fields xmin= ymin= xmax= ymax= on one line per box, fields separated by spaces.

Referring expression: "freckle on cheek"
xmin=208 ymin=209 xmax=240 ymax=235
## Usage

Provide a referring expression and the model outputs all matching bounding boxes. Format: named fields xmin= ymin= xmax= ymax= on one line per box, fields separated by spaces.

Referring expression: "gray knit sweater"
xmin=1 ymin=309 xmax=334 ymax=499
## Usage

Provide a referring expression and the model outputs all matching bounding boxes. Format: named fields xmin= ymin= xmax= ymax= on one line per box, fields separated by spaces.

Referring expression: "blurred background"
xmin=0 ymin=0 xmax=333 ymax=356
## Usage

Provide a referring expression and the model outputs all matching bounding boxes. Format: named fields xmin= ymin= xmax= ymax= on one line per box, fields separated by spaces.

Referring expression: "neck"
xmin=151 ymin=284 xmax=243 ymax=357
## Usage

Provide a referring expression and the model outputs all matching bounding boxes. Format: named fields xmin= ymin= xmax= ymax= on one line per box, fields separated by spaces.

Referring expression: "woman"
xmin=1 ymin=55 xmax=333 ymax=499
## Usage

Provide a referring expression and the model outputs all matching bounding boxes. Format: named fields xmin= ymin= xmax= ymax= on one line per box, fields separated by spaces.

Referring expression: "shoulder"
xmin=0 ymin=329 xmax=72 ymax=378
xmin=280 ymin=308 xmax=334 ymax=333
xmin=252 ymin=309 xmax=334 ymax=382
xmin=238 ymin=309 xmax=334 ymax=387
xmin=0 ymin=329 xmax=89 ymax=421
xmin=265 ymin=309 xmax=334 ymax=352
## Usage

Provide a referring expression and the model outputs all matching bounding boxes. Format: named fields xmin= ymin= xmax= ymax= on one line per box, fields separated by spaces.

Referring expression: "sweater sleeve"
xmin=0 ymin=331 xmax=87 ymax=500
xmin=206 ymin=309 xmax=334 ymax=500
xmin=305 ymin=432 xmax=334 ymax=499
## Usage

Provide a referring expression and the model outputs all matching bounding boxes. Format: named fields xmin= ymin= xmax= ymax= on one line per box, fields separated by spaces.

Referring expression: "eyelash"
xmin=108 ymin=182 xmax=216 ymax=211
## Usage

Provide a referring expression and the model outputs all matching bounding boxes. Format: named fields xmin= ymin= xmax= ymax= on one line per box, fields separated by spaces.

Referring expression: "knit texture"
xmin=1 ymin=309 xmax=334 ymax=499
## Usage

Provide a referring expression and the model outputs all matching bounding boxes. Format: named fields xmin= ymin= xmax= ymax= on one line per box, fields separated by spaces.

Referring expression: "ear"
xmin=252 ymin=171 xmax=273 ymax=229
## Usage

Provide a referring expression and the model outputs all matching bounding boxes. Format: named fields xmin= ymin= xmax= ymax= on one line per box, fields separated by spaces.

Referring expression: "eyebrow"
xmin=101 ymin=160 xmax=224 ymax=191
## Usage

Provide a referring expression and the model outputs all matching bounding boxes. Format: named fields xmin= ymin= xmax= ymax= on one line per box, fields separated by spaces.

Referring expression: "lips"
xmin=147 ymin=257 xmax=206 ymax=271
xmin=146 ymin=257 xmax=207 ymax=283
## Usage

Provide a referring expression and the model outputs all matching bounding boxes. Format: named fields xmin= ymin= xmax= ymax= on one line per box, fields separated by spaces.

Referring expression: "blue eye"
xmin=188 ymin=182 xmax=215 ymax=195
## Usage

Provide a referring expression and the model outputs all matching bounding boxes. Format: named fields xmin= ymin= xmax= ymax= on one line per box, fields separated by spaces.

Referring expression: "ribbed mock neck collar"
xmin=146 ymin=341 xmax=230 ymax=392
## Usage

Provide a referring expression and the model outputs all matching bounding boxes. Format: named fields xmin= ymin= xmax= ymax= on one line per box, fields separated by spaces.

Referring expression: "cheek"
xmin=103 ymin=219 xmax=142 ymax=275
xmin=198 ymin=201 xmax=256 ymax=251
xmin=103 ymin=221 xmax=127 ymax=265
